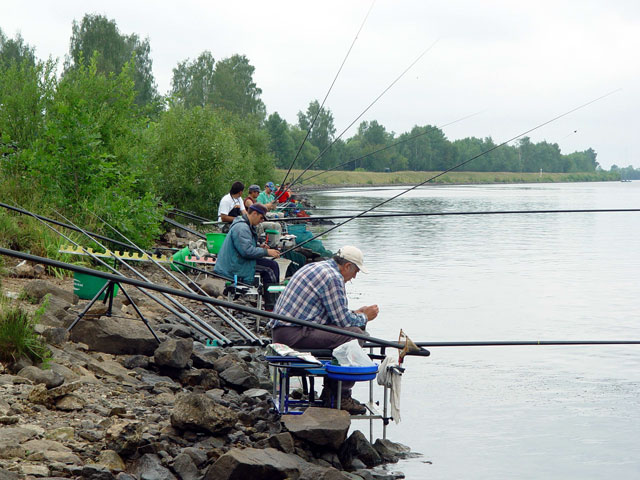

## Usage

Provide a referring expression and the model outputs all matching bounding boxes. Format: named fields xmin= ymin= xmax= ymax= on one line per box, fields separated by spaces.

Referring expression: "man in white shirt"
xmin=218 ymin=181 xmax=246 ymax=223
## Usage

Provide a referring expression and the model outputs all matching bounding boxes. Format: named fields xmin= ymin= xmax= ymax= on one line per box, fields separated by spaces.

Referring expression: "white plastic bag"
xmin=333 ymin=340 xmax=375 ymax=367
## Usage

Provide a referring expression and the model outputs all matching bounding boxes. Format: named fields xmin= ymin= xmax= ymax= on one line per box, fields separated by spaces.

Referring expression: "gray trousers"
xmin=271 ymin=325 xmax=367 ymax=394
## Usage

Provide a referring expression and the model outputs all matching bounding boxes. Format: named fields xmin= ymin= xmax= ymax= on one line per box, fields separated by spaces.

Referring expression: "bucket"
xmin=206 ymin=232 xmax=227 ymax=254
xmin=73 ymin=272 xmax=119 ymax=300
xmin=264 ymin=229 xmax=281 ymax=247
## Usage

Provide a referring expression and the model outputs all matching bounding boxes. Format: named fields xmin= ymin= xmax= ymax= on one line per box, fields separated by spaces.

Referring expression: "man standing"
xmin=218 ymin=181 xmax=246 ymax=223
xmin=269 ymin=246 xmax=379 ymax=413
xmin=256 ymin=181 xmax=276 ymax=210
xmin=214 ymin=204 xmax=281 ymax=290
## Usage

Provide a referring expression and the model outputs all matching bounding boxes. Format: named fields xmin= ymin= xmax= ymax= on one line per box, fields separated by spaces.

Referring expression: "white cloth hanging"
xmin=376 ymin=355 xmax=403 ymax=423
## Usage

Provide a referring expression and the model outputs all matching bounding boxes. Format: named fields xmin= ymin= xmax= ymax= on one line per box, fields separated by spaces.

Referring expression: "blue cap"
xmin=265 ymin=182 xmax=275 ymax=189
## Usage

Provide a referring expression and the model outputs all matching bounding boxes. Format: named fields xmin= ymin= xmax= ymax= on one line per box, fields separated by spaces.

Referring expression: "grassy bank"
xmin=276 ymin=169 xmax=618 ymax=187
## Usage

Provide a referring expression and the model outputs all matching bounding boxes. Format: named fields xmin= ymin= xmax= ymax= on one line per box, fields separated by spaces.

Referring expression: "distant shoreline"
xmin=275 ymin=169 xmax=619 ymax=191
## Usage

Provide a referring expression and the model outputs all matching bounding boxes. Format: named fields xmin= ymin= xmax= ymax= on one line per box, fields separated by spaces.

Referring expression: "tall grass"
xmin=0 ymin=294 xmax=51 ymax=365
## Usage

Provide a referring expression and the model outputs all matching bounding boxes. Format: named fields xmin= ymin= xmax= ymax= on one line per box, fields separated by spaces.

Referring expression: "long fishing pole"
xmin=366 ymin=340 xmax=640 ymax=347
xmin=281 ymin=89 xmax=621 ymax=255
xmin=91 ymin=211 xmax=263 ymax=345
xmin=163 ymin=216 xmax=206 ymax=239
xmin=18 ymin=203 xmax=229 ymax=344
xmin=277 ymin=41 xmax=439 ymax=202
xmin=0 ymin=246 xmax=430 ymax=356
xmin=280 ymin=1 xmax=375 ymax=188
xmin=294 ymin=111 xmax=483 ymax=188
xmin=52 ymin=209 xmax=233 ymax=345
xmin=273 ymin=208 xmax=640 ymax=223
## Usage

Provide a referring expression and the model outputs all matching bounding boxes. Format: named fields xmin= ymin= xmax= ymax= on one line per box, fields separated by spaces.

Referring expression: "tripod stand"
xmin=67 ymin=279 xmax=161 ymax=343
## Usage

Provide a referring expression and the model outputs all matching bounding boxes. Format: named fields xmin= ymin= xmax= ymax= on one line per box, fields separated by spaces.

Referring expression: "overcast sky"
xmin=3 ymin=0 xmax=639 ymax=169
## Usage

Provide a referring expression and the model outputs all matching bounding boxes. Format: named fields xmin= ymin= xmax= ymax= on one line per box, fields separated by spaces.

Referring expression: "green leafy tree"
xmin=265 ymin=112 xmax=296 ymax=168
xmin=170 ymin=50 xmax=216 ymax=108
xmin=297 ymin=100 xmax=337 ymax=170
xmin=0 ymin=29 xmax=35 ymax=68
xmin=30 ymin=55 xmax=162 ymax=246
xmin=210 ymin=54 xmax=265 ymax=120
xmin=66 ymin=14 xmax=159 ymax=108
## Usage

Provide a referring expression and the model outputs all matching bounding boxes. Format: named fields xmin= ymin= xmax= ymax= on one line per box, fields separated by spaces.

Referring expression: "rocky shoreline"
xmin=0 ymin=265 xmax=417 ymax=479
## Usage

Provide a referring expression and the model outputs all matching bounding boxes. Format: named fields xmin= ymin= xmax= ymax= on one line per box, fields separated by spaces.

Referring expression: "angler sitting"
xmin=256 ymin=181 xmax=276 ymax=210
xmin=214 ymin=204 xmax=281 ymax=307
xmin=218 ymin=181 xmax=246 ymax=224
xmin=269 ymin=245 xmax=379 ymax=414
xmin=244 ymin=184 xmax=261 ymax=210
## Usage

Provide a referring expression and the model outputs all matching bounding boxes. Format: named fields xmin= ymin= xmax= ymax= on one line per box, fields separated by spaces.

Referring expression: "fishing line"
xmin=279 ymin=40 xmax=440 ymax=199
xmin=280 ymin=0 xmax=376 ymax=188
xmin=273 ymin=208 xmax=640 ymax=222
xmin=294 ymin=110 xmax=484 ymax=187
xmin=280 ymin=89 xmax=621 ymax=254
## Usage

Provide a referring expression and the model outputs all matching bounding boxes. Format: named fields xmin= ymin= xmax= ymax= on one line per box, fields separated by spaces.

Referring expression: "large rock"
xmin=170 ymin=392 xmax=238 ymax=435
xmin=69 ymin=315 xmax=159 ymax=355
xmin=203 ymin=448 xmax=302 ymax=480
xmin=338 ymin=430 xmax=381 ymax=468
xmin=132 ymin=453 xmax=177 ymax=480
xmin=282 ymin=407 xmax=350 ymax=450
xmin=105 ymin=421 xmax=146 ymax=458
xmin=44 ymin=295 xmax=73 ymax=320
xmin=154 ymin=338 xmax=193 ymax=369
xmin=372 ymin=438 xmax=413 ymax=463
xmin=199 ymin=278 xmax=225 ymax=298
xmin=0 ymin=468 xmax=20 ymax=480
xmin=27 ymin=381 xmax=80 ymax=408
xmin=23 ymin=279 xmax=78 ymax=304
xmin=0 ymin=427 xmax=37 ymax=459
xmin=17 ymin=366 xmax=65 ymax=389
xmin=218 ymin=364 xmax=259 ymax=390
xmin=172 ymin=453 xmax=199 ymax=480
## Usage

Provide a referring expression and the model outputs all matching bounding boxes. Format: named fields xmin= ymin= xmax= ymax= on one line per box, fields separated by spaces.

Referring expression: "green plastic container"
xmin=73 ymin=272 xmax=119 ymax=300
xmin=206 ymin=232 xmax=227 ymax=254
xmin=171 ymin=246 xmax=195 ymax=272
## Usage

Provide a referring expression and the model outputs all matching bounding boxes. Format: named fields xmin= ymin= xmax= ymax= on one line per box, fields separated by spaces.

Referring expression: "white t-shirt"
xmin=218 ymin=193 xmax=244 ymax=221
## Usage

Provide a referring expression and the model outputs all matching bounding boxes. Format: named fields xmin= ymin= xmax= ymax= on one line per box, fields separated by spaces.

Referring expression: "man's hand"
xmin=356 ymin=304 xmax=379 ymax=321
xmin=267 ymin=248 xmax=281 ymax=258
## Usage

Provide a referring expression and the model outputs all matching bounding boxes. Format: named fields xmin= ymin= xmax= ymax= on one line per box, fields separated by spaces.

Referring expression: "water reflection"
xmin=306 ymin=183 xmax=640 ymax=479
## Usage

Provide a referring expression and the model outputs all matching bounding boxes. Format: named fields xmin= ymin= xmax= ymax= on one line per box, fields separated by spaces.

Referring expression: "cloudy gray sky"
xmin=3 ymin=0 xmax=639 ymax=169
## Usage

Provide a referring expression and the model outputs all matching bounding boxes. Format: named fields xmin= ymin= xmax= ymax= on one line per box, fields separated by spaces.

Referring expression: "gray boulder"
xmin=17 ymin=366 xmax=65 ymax=389
xmin=283 ymin=407 xmax=350 ymax=450
xmin=372 ymin=438 xmax=413 ymax=463
xmin=267 ymin=432 xmax=295 ymax=454
xmin=199 ymin=278 xmax=225 ymax=298
xmin=203 ymin=447 xmax=302 ymax=480
xmin=154 ymin=338 xmax=193 ymax=369
xmin=172 ymin=453 xmax=199 ymax=480
xmin=339 ymin=430 xmax=381 ymax=469
xmin=23 ymin=279 xmax=78 ymax=304
xmin=219 ymin=364 xmax=259 ymax=390
xmin=170 ymin=392 xmax=238 ymax=435
xmin=132 ymin=454 xmax=177 ymax=480
xmin=69 ymin=315 xmax=159 ymax=355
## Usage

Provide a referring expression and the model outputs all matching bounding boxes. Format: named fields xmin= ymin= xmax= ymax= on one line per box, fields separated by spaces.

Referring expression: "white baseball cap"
xmin=336 ymin=245 xmax=368 ymax=273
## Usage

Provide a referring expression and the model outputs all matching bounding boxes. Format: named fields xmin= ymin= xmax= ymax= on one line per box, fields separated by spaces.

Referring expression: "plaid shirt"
xmin=270 ymin=259 xmax=367 ymax=329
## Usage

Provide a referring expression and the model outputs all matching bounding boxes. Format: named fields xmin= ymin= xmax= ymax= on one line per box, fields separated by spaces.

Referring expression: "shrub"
xmin=0 ymin=299 xmax=51 ymax=365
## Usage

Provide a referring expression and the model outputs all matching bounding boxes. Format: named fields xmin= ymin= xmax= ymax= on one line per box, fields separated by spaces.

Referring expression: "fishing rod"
xmin=280 ymin=89 xmax=621 ymax=255
xmin=294 ymin=111 xmax=483 ymax=188
xmin=16 ymin=202 xmax=229 ymax=344
xmin=280 ymin=1 xmax=375 ymax=188
xmin=0 ymin=201 xmax=142 ymax=252
xmin=273 ymin=208 xmax=640 ymax=223
xmin=90 ymin=211 xmax=263 ymax=345
xmin=170 ymin=208 xmax=212 ymax=224
xmin=0 ymin=246 xmax=430 ymax=356
xmin=364 ymin=340 xmax=640 ymax=348
xmin=52 ymin=209 xmax=232 ymax=345
xmin=163 ymin=216 xmax=206 ymax=239
xmin=276 ymin=41 xmax=439 ymax=203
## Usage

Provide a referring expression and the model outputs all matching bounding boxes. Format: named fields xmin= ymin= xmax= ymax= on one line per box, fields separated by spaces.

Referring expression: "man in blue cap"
xmin=257 ymin=182 xmax=276 ymax=210
xmin=214 ymin=204 xmax=281 ymax=300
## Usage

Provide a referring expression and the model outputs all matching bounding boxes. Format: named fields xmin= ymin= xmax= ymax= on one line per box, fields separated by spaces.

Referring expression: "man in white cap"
xmin=269 ymin=245 xmax=379 ymax=414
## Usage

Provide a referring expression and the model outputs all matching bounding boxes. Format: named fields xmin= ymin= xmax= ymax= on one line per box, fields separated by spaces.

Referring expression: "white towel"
xmin=376 ymin=355 xmax=403 ymax=423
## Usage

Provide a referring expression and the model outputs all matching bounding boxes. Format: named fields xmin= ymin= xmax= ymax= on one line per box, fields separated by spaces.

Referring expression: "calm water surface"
xmin=307 ymin=182 xmax=640 ymax=479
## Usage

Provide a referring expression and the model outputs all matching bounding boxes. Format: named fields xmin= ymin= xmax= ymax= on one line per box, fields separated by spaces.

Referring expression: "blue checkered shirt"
xmin=269 ymin=259 xmax=367 ymax=329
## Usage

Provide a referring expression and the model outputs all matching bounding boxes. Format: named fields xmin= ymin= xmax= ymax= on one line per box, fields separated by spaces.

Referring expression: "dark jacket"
xmin=214 ymin=214 xmax=267 ymax=284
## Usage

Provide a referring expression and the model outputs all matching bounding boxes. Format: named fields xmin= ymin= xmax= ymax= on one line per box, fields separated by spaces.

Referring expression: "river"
xmin=306 ymin=182 xmax=640 ymax=479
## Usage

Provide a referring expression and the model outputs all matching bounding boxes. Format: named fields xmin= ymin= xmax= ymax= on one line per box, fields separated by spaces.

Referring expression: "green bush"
xmin=0 ymin=299 xmax=51 ymax=365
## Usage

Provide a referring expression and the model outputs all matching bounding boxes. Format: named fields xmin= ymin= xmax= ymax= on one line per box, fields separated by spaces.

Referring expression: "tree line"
xmin=0 ymin=14 xmax=625 ymax=249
